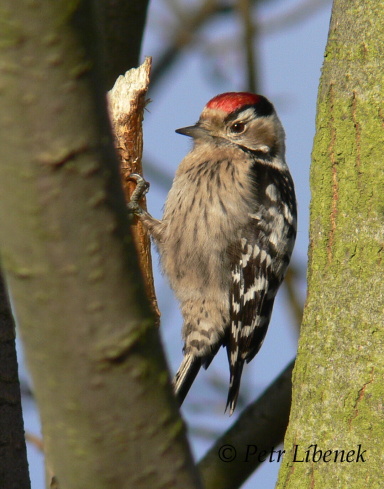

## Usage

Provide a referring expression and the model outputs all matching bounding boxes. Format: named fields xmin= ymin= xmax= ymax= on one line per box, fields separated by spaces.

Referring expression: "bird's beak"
xmin=175 ymin=124 xmax=207 ymax=139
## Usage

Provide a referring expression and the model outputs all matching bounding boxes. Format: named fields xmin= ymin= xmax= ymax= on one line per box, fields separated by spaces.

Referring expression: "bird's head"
xmin=176 ymin=92 xmax=285 ymax=158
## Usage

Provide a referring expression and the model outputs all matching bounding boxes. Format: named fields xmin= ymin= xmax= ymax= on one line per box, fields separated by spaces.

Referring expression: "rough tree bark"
xmin=108 ymin=58 xmax=160 ymax=320
xmin=0 ymin=272 xmax=31 ymax=489
xmin=0 ymin=2 xmax=201 ymax=489
xmin=276 ymin=1 xmax=384 ymax=487
xmin=98 ymin=0 xmax=150 ymax=89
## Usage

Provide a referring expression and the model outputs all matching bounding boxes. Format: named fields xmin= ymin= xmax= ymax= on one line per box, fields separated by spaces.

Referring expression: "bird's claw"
xmin=127 ymin=173 xmax=150 ymax=215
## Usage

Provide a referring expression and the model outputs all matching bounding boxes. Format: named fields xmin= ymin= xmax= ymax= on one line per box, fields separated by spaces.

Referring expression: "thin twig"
xmin=284 ymin=265 xmax=304 ymax=330
xmin=150 ymin=0 xmax=330 ymax=89
xmin=25 ymin=432 xmax=44 ymax=452
xmin=237 ymin=0 xmax=259 ymax=92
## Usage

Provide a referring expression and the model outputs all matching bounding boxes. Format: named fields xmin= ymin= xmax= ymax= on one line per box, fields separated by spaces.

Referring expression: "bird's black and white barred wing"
xmin=226 ymin=224 xmax=279 ymax=414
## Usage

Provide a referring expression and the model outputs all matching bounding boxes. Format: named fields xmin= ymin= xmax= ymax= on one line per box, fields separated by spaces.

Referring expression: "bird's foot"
xmin=127 ymin=173 xmax=150 ymax=216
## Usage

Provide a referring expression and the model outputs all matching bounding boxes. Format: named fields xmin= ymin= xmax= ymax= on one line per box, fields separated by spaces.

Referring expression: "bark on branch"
xmin=199 ymin=360 xmax=293 ymax=489
xmin=108 ymin=57 xmax=160 ymax=321
xmin=0 ymin=271 xmax=31 ymax=489
xmin=277 ymin=1 xmax=384 ymax=486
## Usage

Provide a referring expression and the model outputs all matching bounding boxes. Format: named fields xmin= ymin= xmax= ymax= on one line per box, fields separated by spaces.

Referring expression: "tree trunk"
xmin=98 ymin=0 xmax=150 ymax=89
xmin=276 ymin=1 xmax=384 ymax=487
xmin=0 ymin=272 xmax=31 ymax=489
xmin=0 ymin=2 xmax=201 ymax=489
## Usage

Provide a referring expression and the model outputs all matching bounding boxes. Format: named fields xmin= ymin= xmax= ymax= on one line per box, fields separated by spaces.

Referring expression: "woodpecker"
xmin=128 ymin=92 xmax=297 ymax=414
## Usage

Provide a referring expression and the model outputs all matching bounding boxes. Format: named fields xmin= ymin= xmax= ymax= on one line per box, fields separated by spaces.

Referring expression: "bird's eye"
xmin=230 ymin=122 xmax=246 ymax=134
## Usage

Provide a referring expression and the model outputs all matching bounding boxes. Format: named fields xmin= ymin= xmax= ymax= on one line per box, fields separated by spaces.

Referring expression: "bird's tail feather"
xmin=173 ymin=354 xmax=202 ymax=406
xmin=225 ymin=359 xmax=245 ymax=415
